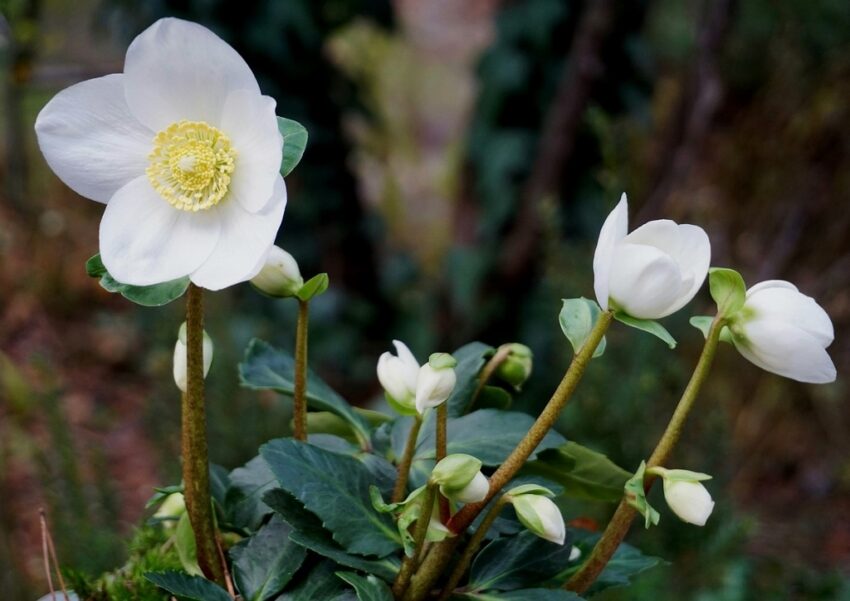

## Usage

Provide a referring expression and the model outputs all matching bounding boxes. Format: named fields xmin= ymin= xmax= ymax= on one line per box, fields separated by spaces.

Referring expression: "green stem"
xmin=436 ymin=403 xmax=449 ymax=522
xmin=293 ymin=299 xmax=309 ymax=441
xmin=393 ymin=416 xmax=423 ymax=503
xmin=393 ymin=484 xmax=437 ymax=598
xmin=182 ymin=284 xmax=225 ymax=585
xmin=407 ymin=311 xmax=613 ymax=601
xmin=468 ymin=345 xmax=512 ymax=411
xmin=565 ymin=316 xmax=725 ymax=594
xmin=437 ymin=496 xmax=508 ymax=600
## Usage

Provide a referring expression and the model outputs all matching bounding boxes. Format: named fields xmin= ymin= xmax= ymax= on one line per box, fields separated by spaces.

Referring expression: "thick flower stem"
xmin=293 ymin=299 xmax=309 ymax=441
xmin=565 ymin=317 xmax=725 ymax=594
xmin=392 ymin=484 xmax=437 ymax=598
xmin=405 ymin=311 xmax=612 ymax=601
xmin=393 ymin=416 xmax=423 ymax=503
xmin=437 ymin=496 xmax=508 ymax=600
xmin=182 ymin=284 xmax=225 ymax=585
xmin=436 ymin=403 xmax=449 ymax=521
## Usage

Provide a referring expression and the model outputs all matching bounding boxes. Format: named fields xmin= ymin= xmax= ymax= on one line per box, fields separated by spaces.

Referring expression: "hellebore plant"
xmin=35 ymin=17 xmax=837 ymax=601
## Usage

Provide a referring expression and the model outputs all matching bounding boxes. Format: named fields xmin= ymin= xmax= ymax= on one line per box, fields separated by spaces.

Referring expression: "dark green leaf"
xmin=521 ymin=442 xmax=631 ymax=503
xmin=260 ymin=439 xmax=401 ymax=557
xmin=476 ymin=386 xmax=513 ymax=410
xmin=144 ymin=571 xmax=231 ymax=601
xmin=209 ymin=463 xmax=230 ymax=508
xmin=708 ymin=267 xmax=747 ymax=317
xmin=336 ymin=572 xmax=393 ymax=601
xmin=230 ymin=515 xmax=306 ymax=601
xmin=279 ymin=561 xmax=347 ymax=601
xmin=613 ymin=313 xmax=676 ymax=349
xmin=278 ymin=117 xmax=308 ymax=177
xmin=469 ymin=530 xmax=574 ymax=591
xmin=451 ymin=590 xmax=584 ymax=600
xmin=240 ymin=339 xmax=371 ymax=446
xmin=263 ymin=489 xmax=400 ymax=581
xmin=296 ymin=273 xmax=329 ymax=301
xmin=85 ymin=253 xmax=190 ymax=307
xmin=227 ymin=455 xmax=277 ymax=531
xmin=559 ymin=298 xmax=607 ymax=358
xmin=572 ymin=532 xmax=664 ymax=595
xmin=446 ymin=342 xmax=495 ymax=417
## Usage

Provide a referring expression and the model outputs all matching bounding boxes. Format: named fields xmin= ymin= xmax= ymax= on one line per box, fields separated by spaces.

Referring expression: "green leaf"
xmin=227 ymin=455 xmax=277 ymax=531
xmin=230 ymin=515 xmax=306 ymax=601
xmin=174 ymin=513 xmax=202 ymax=576
xmin=240 ymin=339 xmax=371 ymax=446
xmin=280 ymin=561 xmax=348 ymax=601
xmin=572 ymin=532 xmax=664 ymax=595
xmin=624 ymin=461 xmax=660 ymax=528
xmin=336 ymin=572 xmax=393 ymax=601
xmin=85 ymin=253 xmax=190 ymax=306
xmin=689 ymin=316 xmax=713 ymax=339
xmin=469 ymin=530 xmax=574 ymax=591
xmin=451 ymin=591 xmax=584 ymax=601
xmin=708 ymin=267 xmax=747 ymax=317
xmin=476 ymin=386 xmax=513 ymax=410
xmin=278 ymin=117 xmax=308 ymax=177
xmin=144 ymin=571 xmax=231 ymax=601
xmin=559 ymin=297 xmax=607 ymax=358
xmin=260 ymin=439 xmax=401 ymax=557
xmin=296 ymin=273 xmax=329 ymax=301
xmin=521 ymin=442 xmax=631 ymax=503
xmin=264 ymin=489 xmax=400 ymax=581
xmin=613 ymin=312 xmax=676 ymax=349
xmin=446 ymin=342 xmax=496 ymax=417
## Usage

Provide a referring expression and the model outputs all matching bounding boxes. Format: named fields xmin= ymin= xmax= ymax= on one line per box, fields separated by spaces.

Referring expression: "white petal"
xmin=454 ymin=472 xmax=490 ymax=504
xmin=34 ymin=74 xmax=152 ymax=203
xmin=100 ymin=176 xmax=220 ymax=285
xmin=173 ymin=339 xmax=188 ymax=392
xmin=592 ymin=193 xmax=629 ymax=311
xmin=124 ymin=18 xmax=260 ymax=131
xmin=734 ymin=320 xmax=837 ymax=384
xmin=664 ymin=481 xmax=714 ymax=526
xmin=608 ymin=243 xmax=684 ymax=319
xmin=392 ymin=340 xmax=421 ymax=389
xmin=190 ymin=176 xmax=287 ymax=291
xmin=415 ymin=364 xmax=456 ymax=414
xmin=220 ymin=90 xmax=283 ymax=213
xmin=745 ymin=286 xmax=834 ymax=346
xmin=747 ymin=280 xmax=798 ymax=297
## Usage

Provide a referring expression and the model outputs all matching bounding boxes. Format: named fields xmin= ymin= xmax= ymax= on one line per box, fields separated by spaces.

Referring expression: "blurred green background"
xmin=1 ymin=0 xmax=849 ymax=599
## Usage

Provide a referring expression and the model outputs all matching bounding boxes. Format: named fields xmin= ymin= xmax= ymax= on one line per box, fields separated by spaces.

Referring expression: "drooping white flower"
xmin=250 ymin=245 xmax=304 ymax=298
xmin=729 ymin=280 xmax=836 ymax=384
xmin=662 ymin=480 xmax=715 ymax=526
xmin=593 ymin=194 xmax=711 ymax=319
xmin=173 ymin=323 xmax=214 ymax=393
xmin=377 ymin=340 xmax=421 ymax=413
xmin=510 ymin=494 xmax=566 ymax=545
xmin=415 ymin=353 xmax=457 ymax=414
xmin=34 ymin=18 xmax=286 ymax=290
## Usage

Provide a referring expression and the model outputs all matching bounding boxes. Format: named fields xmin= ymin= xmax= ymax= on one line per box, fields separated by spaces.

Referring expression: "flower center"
xmin=146 ymin=120 xmax=236 ymax=211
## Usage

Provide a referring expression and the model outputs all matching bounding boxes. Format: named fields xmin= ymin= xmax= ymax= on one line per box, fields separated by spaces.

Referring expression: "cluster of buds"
xmin=430 ymin=454 xmax=489 ymax=504
xmin=377 ymin=342 xmax=458 ymax=415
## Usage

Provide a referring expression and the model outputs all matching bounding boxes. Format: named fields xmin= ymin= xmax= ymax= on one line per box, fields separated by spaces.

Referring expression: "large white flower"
xmin=593 ymin=194 xmax=711 ymax=319
xmin=729 ymin=280 xmax=836 ymax=383
xmin=34 ymin=18 xmax=286 ymax=290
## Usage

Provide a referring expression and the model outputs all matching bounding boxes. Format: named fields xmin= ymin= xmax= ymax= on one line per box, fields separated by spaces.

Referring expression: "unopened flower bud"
xmin=173 ymin=322 xmax=213 ymax=393
xmin=450 ymin=471 xmax=489 ymax=504
xmin=431 ymin=454 xmax=482 ymax=492
xmin=377 ymin=340 xmax=420 ymax=414
xmin=650 ymin=467 xmax=715 ymax=526
xmin=495 ymin=343 xmax=533 ymax=389
xmin=250 ymin=245 xmax=304 ymax=298
xmin=154 ymin=492 xmax=186 ymax=529
xmin=509 ymin=493 xmax=565 ymax=545
xmin=415 ymin=353 xmax=457 ymax=414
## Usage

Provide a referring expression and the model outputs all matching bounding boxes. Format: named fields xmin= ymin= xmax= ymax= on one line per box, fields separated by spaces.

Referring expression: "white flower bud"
xmin=173 ymin=323 xmax=213 ymax=393
xmin=415 ymin=353 xmax=457 ymax=414
xmin=377 ymin=340 xmax=420 ymax=413
xmin=510 ymin=494 xmax=566 ymax=545
xmin=662 ymin=479 xmax=715 ymax=526
xmin=154 ymin=492 xmax=186 ymax=529
xmin=451 ymin=471 xmax=489 ymax=504
xmin=593 ymin=194 xmax=711 ymax=319
xmin=729 ymin=280 xmax=836 ymax=384
xmin=250 ymin=245 xmax=304 ymax=298
xmin=431 ymin=454 xmax=482 ymax=491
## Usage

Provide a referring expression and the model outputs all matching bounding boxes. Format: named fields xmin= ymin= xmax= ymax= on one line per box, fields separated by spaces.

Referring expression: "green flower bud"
xmin=509 ymin=494 xmax=565 ymax=545
xmin=495 ymin=343 xmax=533 ymax=389
xmin=430 ymin=454 xmax=482 ymax=492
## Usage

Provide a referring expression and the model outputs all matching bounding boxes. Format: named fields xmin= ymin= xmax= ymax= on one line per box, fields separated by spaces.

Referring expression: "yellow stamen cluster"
xmin=146 ymin=120 xmax=236 ymax=211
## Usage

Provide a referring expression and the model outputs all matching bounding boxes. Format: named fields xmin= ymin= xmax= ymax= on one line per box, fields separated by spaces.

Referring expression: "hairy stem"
xmin=437 ymin=496 xmax=508 ymax=600
xmin=393 ymin=416 xmax=423 ymax=503
xmin=436 ymin=403 xmax=449 ymax=521
xmin=182 ymin=284 xmax=225 ymax=585
xmin=293 ymin=299 xmax=309 ymax=441
xmin=393 ymin=484 xmax=437 ymax=598
xmin=565 ymin=317 xmax=725 ymax=594
xmin=407 ymin=311 xmax=612 ymax=601
xmin=468 ymin=345 xmax=512 ymax=411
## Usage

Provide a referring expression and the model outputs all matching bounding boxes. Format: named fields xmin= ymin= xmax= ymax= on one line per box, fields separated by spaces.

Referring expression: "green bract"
xmin=708 ymin=267 xmax=747 ymax=318
xmin=277 ymin=117 xmax=309 ymax=177
xmin=624 ymin=461 xmax=660 ymax=528
xmin=431 ymin=453 xmax=482 ymax=490
xmin=559 ymin=297 xmax=607 ymax=358
xmin=86 ymin=253 xmax=189 ymax=306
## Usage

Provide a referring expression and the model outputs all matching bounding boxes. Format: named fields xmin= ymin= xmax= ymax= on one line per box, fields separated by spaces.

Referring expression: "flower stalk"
xmin=436 ymin=403 xmax=449 ymax=521
xmin=565 ymin=316 xmax=725 ymax=594
xmin=293 ymin=299 xmax=309 ymax=441
xmin=392 ymin=483 xmax=437 ymax=598
xmin=181 ymin=284 xmax=225 ymax=585
xmin=393 ymin=416 xmax=423 ymax=503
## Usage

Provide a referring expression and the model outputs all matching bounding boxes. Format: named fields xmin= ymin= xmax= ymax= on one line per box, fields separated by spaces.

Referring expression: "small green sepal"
xmin=296 ymin=273 xmax=329 ymax=302
xmin=85 ymin=253 xmax=189 ymax=307
xmin=278 ymin=117 xmax=308 ymax=177
xmin=559 ymin=297 xmax=608 ymax=358
xmin=624 ymin=461 xmax=661 ymax=528
xmin=614 ymin=312 xmax=677 ymax=349
xmin=708 ymin=267 xmax=747 ymax=317
xmin=506 ymin=483 xmax=556 ymax=498
xmin=428 ymin=352 xmax=458 ymax=370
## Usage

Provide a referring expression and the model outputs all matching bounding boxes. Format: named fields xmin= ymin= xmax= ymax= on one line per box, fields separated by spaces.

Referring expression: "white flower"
xmin=250 ymin=245 xmax=303 ymax=297
xmin=593 ymin=194 xmax=711 ymax=319
xmin=451 ymin=471 xmax=490 ymax=504
xmin=173 ymin=324 xmax=214 ymax=393
xmin=729 ymin=280 xmax=836 ymax=383
xmin=510 ymin=494 xmax=566 ymax=545
xmin=34 ymin=18 xmax=286 ymax=290
xmin=377 ymin=340 xmax=421 ymax=412
xmin=662 ymin=480 xmax=715 ymax=526
xmin=431 ymin=454 xmax=488 ymax=503
xmin=415 ymin=353 xmax=457 ymax=414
